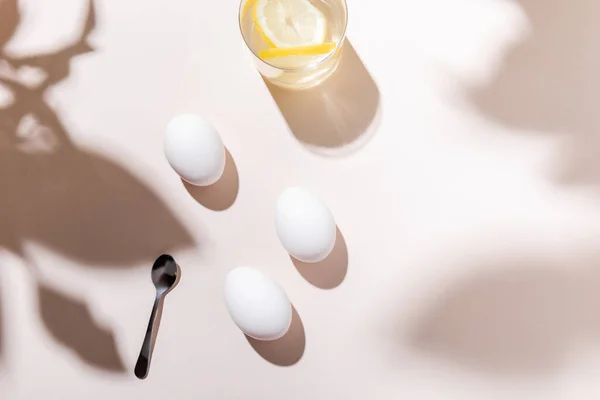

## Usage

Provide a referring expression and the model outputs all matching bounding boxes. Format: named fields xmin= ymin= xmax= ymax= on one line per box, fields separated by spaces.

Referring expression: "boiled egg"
xmin=275 ymin=187 xmax=336 ymax=263
xmin=163 ymin=114 xmax=225 ymax=186
xmin=224 ymin=266 xmax=292 ymax=341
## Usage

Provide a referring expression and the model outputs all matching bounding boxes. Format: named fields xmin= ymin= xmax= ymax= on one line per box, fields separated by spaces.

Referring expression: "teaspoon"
xmin=134 ymin=254 xmax=179 ymax=379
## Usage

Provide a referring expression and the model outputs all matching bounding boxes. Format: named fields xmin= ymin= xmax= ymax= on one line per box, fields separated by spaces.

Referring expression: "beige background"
xmin=1 ymin=0 xmax=600 ymax=398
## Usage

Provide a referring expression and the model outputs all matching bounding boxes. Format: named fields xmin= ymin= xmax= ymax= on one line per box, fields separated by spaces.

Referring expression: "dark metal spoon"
xmin=134 ymin=254 xmax=179 ymax=380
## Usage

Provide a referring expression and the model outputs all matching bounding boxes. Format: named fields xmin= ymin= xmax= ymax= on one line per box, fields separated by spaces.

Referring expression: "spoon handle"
xmin=135 ymin=295 xmax=162 ymax=379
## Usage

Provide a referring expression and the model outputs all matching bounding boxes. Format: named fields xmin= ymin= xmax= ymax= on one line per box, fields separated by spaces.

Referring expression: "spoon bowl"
xmin=151 ymin=254 xmax=178 ymax=294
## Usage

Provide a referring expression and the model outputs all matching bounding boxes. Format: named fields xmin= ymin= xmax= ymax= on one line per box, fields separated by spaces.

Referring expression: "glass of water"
xmin=239 ymin=0 xmax=348 ymax=90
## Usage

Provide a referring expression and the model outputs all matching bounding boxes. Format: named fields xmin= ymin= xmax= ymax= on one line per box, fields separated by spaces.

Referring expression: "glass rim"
xmin=238 ymin=0 xmax=348 ymax=73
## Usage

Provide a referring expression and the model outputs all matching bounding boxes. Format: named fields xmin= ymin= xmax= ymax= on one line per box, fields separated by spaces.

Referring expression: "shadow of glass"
xmin=37 ymin=282 xmax=125 ymax=372
xmin=182 ymin=148 xmax=239 ymax=211
xmin=467 ymin=0 xmax=600 ymax=188
xmin=291 ymin=226 xmax=348 ymax=289
xmin=406 ymin=255 xmax=600 ymax=376
xmin=245 ymin=306 xmax=305 ymax=367
xmin=264 ymin=39 xmax=381 ymax=157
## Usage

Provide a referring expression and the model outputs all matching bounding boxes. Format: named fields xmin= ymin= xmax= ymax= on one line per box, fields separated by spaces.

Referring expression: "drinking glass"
xmin=239 ymin=0 xmax=348 ymax=90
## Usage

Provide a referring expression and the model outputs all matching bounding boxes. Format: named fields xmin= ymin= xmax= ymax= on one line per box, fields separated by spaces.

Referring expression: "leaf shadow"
xmin=0 ymin=289 xmax=3 ymax=372
xmin=467 ymin=0 xmax=600 ymax=189
xmin=0 ymin=0 xmax=19 ymax=51
xmin=0 ymin=0 xmax=195 ymax=267
xmin=37 ymin=282 xmax=125 ymax=372
xmin=406 ymin=253 xmax=600 ymax=376
xmin=0 ymin=0 xmax=196 ymax=374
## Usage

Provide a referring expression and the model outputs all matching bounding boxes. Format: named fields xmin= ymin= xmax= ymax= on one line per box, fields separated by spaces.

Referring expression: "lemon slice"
xmin=258 ymin=43 xmax=335 ymax=60
xmin=253 ymin=0 xmax=327 ymax=49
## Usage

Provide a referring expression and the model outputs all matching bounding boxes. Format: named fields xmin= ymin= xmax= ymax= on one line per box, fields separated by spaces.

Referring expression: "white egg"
xmin=163 ymin=114 xmax=226 ymax=186
xmin=224 ymin=266 xmax=292 ymax=341
xmin=275 ymin=187 xmax=337 ymax=263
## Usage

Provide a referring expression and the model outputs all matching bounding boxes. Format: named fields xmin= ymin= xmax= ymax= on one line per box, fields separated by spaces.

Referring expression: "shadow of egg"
xmin=290 ymin=226 xmax=348 ymax=289
xmin=245 ymin=306 xmax=306 ymax=367
xmin=182 ymin=148 xmax=239 ymax=211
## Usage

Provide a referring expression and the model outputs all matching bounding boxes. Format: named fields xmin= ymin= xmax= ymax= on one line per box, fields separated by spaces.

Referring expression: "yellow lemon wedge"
xmin=258 ymin=43 xmax=335 ymax=60
xmin=241 ymin=0 xmax=257 ymax=20
xmin=252 ymin=0 xmax=327 ymax=49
